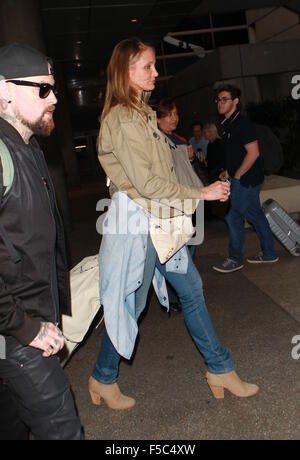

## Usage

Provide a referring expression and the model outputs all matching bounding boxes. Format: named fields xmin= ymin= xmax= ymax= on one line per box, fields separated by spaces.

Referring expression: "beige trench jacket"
xmin=98 ymin=104 xmax=202 ymax=218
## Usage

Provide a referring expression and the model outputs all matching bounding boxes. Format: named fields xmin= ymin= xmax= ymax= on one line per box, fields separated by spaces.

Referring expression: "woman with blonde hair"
xmin=88 ymin=37 xmax=259 ymax=410
xmin=203 ymin=123 xmax=226 ymax=183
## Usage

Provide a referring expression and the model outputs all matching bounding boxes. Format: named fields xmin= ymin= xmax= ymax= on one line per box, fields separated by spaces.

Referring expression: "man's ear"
xmin=0 ymin=80 xmax=12 ymax=104
xmin=233 ymin=97 xmax=240 ymax=107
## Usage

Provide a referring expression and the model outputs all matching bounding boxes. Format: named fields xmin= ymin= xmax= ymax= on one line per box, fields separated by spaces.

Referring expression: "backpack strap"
xmin=0 ymin=138 xmax=14 ymax=199
xmin=0 ymin=139 xmax=20 ymax=264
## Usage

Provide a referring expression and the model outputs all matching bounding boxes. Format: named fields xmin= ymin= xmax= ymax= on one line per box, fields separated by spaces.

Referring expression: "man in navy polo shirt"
xmin=212 ymin=84 xmax=278 ymax=273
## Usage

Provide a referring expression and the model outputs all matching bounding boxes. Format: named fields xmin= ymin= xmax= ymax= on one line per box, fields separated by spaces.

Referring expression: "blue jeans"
xmin=166 ymin=245 xmax=195 ymax=305
xmin=226 ymin=179 xmax=277 ymax=264
xmin=156 ymin=248 xmax=233 ymax=374
xmin=92 ymin=238 xmax=233 ymax=384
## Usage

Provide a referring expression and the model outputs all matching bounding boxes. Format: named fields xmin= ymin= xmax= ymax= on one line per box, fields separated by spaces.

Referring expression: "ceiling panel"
xmin=38 ymin=0 xmax=296 ymax=131
xmin=149 ymin=0 xmax=200 ymax=17
xmin=192 ymin=0 xmax=286 ymax=15
xmin=91 ymin=0 xmax=155 ymax=5
xmin=40 ymin=9 xmax=90 ymax=35
xmin=89 ymin=6 xmax=154 ymax=29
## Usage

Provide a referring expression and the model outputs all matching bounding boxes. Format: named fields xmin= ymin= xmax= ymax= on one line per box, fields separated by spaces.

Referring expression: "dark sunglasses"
xmin=6 ymin=80 xmax=56 ymax=99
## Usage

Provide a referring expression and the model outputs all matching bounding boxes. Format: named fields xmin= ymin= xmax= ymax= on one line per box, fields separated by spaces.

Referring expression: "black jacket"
xmin=0 ymin=118 xmax=71 ymax=345
xmin=206 ymin=138 xmax=226 ymax=182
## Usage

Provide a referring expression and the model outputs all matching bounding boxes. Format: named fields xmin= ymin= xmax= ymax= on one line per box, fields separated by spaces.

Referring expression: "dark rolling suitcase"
xmin=262 ymin=199 xmax=300 ymax=256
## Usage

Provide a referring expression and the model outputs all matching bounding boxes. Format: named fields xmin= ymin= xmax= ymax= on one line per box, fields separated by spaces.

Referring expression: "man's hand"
xmin=199 ymin=152 xmax=206 ymax=164
xmin=234 ymin=141 xmax=260 ymax=179
xmin=29 ymin=322 xmax=65 ymax=357
xmin=187 ymin=145 xmax=194 ymax=161
xmin=201 ymin=180 xmax=230 ymax=202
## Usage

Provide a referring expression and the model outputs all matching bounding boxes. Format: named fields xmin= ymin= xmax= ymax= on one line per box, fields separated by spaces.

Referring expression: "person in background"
xmin=156 ymin=97 xmax=196 ymax=313
xmin=0 ymin=43 xmax=83 ymax=440
xmin=212 ymin=84 xmax=278 ymax=274
xmin=203 ymin=123 xmax=226 ymax=183
xmin=189 ymin=121 xmax=209 ymax=162
xmin=156 ymin=98 xmax=189 ymax=149
xmin=88 ymin=37 xmax=259 ymax=412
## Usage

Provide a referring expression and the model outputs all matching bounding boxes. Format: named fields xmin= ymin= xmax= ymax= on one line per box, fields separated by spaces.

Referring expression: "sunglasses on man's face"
xmin=6 ymin=80 xmax=56 ymax=99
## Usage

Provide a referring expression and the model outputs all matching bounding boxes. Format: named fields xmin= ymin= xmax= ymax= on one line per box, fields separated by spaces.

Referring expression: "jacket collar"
xmin=0 ymin=116 xmax=35 ymax=147
xmin=221 ymin=109 xmax=241 ymax=128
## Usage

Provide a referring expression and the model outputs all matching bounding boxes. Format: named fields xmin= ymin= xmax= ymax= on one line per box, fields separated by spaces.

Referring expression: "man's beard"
xmin=17 ymin=106 xmax=55 ymax=137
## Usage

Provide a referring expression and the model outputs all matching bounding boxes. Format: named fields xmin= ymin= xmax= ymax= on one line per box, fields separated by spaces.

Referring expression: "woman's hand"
xmin=29 ymin=322 xmax=65 ymax=357
xmin=200 ymin=180 xmax=230 ymax=202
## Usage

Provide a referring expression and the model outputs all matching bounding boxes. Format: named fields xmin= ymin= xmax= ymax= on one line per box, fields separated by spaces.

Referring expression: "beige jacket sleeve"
xmin=101 ymin=108 xmax=202 ymax=214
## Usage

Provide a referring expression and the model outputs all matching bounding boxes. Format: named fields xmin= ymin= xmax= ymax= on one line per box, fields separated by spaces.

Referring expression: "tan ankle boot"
xmin=206 ymin=371 xmax=259 ymax=399
xmin=88 ymin=376 xmax=136 ymax=410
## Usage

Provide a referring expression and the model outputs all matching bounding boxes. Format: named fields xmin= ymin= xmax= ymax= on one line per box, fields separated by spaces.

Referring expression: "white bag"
xmin=149 ymin=214 xmax=195 ymax=264
xmin=61 ymin=255 xmax=102 ymax=357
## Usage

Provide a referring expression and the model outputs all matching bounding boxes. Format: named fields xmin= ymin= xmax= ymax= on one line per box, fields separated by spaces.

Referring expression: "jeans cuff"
xmin=91 ymin=370 xmax=117 ymax=385
xmin=207 ymin=364 xmax=235 ymax=374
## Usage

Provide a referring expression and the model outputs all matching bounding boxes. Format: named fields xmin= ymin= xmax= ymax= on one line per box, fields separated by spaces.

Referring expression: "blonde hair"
xmin=100 ymin=37 xmax=154 ymax=123
xmin=203 ymin=123 xmax=221 ymax=141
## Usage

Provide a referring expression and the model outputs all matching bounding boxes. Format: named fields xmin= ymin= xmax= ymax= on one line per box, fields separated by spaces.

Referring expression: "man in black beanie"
xmin=0 ymin=43 xmax=84 ymax=440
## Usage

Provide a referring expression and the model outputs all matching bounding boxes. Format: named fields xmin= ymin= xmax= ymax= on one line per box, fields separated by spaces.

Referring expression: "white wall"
xmin=246 ymin=7 xmax=300 ymax=43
